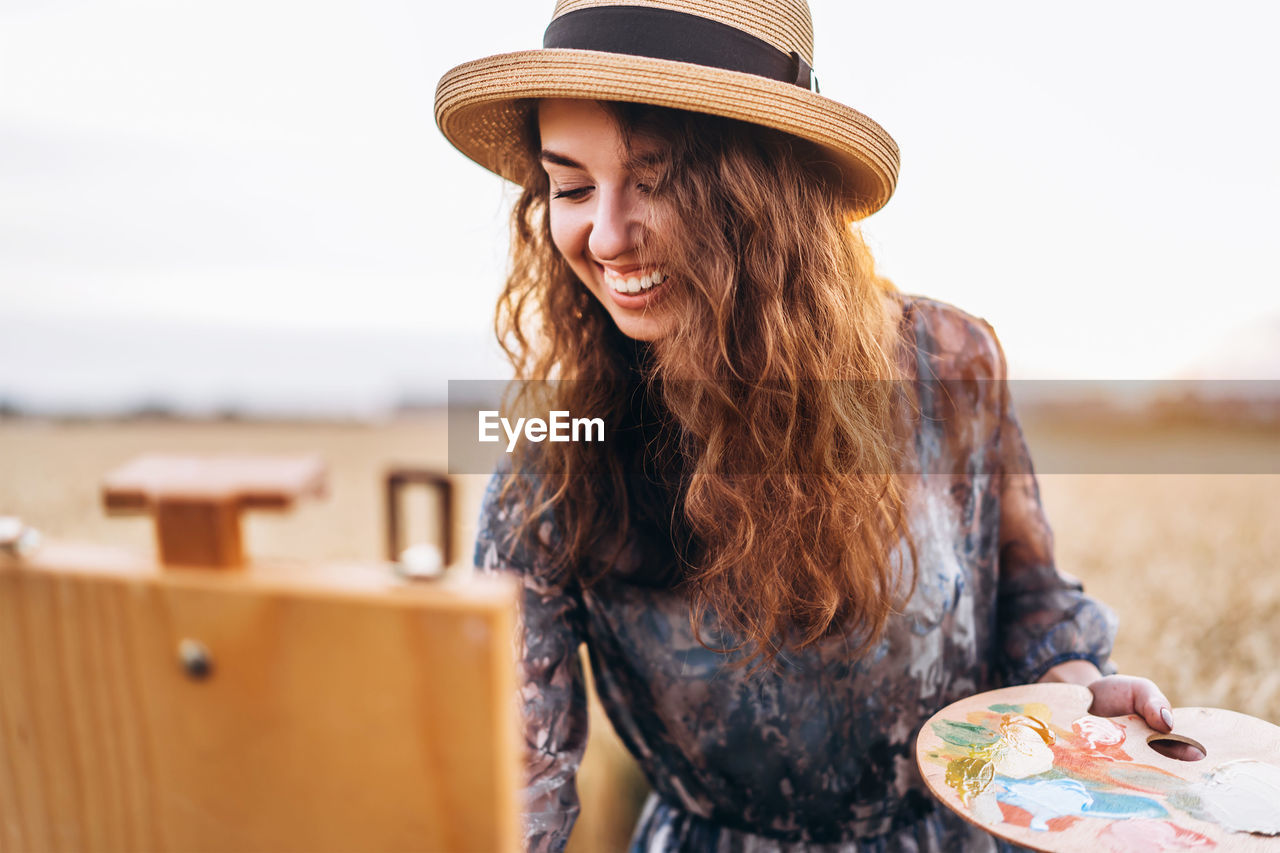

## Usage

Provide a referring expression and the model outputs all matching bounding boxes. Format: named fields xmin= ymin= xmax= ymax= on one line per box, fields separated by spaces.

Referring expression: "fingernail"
xmin=1160 ymin=707 xmax=1174 ymax=729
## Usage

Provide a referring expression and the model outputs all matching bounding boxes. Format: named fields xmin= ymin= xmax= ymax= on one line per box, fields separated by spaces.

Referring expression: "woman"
xmin=436 ymin=2 xmax=1187 ymax=850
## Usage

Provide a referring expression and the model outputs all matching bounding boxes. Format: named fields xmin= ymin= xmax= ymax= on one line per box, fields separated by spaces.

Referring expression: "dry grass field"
xmin=1038 ymin=471 xmax=1280 ymax=721
xmin=1 ymin=414 xmax=1277 ymax=851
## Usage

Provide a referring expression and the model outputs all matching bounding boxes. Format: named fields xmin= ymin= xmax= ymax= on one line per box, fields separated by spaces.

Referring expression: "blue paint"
xmin=998 ymin=779 xmax=1091 ymax=830
xmin=998 ymin=778 xmax=1168 ymax=831
xmin=1082 ymin=790 xmax=1169 ymax=822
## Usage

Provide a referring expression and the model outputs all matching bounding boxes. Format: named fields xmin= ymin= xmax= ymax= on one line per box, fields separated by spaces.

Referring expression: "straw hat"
xmin=435 ymin=0 xmax=899 ymax=216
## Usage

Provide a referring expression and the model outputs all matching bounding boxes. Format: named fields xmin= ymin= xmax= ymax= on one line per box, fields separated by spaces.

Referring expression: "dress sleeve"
xmin=474 ymin=471 xmax=589 ymax=853
xmin=990 ymin=335 xmax=1119 ymax=686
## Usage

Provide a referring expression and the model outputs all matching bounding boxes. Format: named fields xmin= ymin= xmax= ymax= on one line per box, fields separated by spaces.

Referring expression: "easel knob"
xmin=101 ymin=453 xmax=327 ymax=568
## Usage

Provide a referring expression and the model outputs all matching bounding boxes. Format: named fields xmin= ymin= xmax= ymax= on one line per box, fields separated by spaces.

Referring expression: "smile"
xmin=602 ymin=266 xmax=667 ymax=294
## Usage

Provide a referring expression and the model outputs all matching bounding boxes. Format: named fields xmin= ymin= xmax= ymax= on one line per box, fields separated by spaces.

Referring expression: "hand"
xmin=1039 ymin=661 xmax=1205 ymax=761
xmin=1085 ymin=674 xmax=1204 ymax=761
xmin=1086 ymin=674 xmax=1173 ymax=729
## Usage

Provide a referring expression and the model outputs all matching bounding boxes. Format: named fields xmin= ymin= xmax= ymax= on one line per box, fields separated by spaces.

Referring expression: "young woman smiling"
xmin=436 ymin=2 xmax=1189 ymax=850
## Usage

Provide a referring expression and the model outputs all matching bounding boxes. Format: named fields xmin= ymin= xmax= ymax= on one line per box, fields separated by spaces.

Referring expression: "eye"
xmin=636 ymin=182 xmax=653 ymax=195
xmin=552 ymin=186 xmax=591 ymax=200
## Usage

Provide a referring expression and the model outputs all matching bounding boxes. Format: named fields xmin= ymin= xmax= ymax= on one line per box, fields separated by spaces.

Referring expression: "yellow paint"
xmin=1004 ymin=713 xmax=1055 ymax=746
xmin=945 ymin=754 xmax=995 ymax=803
xmin=1013 ymin=703 xmax=1053 ymax=729
xmin=944 ymin=712 xmax=1057 ymax=803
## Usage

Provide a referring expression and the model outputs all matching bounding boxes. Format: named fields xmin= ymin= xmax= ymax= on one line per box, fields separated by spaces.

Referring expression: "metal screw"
xmin=395 ymin=542 xmax=444 ymax=581
xmin=0 ymin=516 xmax=42 ymax=559
xmin=178 ymin=639 xmax=213 ymax=680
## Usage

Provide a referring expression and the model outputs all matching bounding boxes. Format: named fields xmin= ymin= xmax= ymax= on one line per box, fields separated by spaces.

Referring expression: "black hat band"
xmin=543 ymin=5 xmax=817 ymax=92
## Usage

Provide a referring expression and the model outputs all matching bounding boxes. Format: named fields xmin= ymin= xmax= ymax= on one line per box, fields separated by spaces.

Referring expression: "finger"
xmin=1087 ymin=676 xmax=1146 ymax=719
xmin=1138 ymin=686 xmax=1174 ymax=733
xmin=1170 ymin=742 xmax=1206 ymax=762
xmin=1086 ymin=677 xmax=1126 ymax=717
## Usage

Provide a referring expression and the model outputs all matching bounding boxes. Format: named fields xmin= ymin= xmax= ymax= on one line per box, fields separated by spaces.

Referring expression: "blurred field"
xmin=1 ymin=414 xmax=1277 ymax=851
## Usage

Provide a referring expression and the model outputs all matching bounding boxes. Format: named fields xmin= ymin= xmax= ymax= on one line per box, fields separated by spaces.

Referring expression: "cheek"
xmin=548 ymin=207 xmax=585 ymax=263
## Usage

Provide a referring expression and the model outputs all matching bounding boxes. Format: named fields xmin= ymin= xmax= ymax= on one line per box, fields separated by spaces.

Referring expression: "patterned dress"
xmin=475 ymin=297 xmax=1118 ymax=852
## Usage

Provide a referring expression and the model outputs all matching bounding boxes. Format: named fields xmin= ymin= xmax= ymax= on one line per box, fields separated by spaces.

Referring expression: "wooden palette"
xmin=916 ymin=684 xmax=1280 ymax=852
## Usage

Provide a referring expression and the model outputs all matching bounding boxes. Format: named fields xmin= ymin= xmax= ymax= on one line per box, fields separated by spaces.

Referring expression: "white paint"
xmin=1071 ymin=715 xmax=1126 ymax=749
xmin=1193 ymin=759 xmax=1280 ymax=835
xmin=991 ymin=721 xmax=1055 ymax=779
xmin=970 ymin=785 xmax=1004 ymax=826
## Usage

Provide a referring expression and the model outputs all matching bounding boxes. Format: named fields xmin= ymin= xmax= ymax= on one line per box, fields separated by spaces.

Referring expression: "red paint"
xmin=1099 ymin=819 xmax=1217 ymax=852
xmin=1044 ymin=815 xmax=1081 ymax=833
xmin=997 ymin=801 xmax=1033 ymax=828
xmin=1048 ymin=739 xmax=1184 ymax=796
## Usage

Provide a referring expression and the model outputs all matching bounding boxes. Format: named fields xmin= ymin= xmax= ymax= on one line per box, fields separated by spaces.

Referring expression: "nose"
xmin=587 ymin=186 xmax=641 ymax=262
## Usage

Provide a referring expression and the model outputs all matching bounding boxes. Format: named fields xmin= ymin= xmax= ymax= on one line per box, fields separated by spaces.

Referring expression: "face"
xmin=537 ymin=99 xmax=675 ymax=341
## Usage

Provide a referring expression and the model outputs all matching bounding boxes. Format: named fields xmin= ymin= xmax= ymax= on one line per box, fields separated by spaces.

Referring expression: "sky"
xmin=2 ymin=0 xmax=1277 ymax=414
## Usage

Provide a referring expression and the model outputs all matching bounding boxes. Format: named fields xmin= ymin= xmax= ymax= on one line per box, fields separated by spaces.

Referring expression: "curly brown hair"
xmin=495 ymin=101 xmax=916 ymax=669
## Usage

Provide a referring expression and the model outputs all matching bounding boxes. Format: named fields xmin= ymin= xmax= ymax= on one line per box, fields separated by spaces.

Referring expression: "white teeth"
xmin=605 ymin=268 xmax=667 ymax=294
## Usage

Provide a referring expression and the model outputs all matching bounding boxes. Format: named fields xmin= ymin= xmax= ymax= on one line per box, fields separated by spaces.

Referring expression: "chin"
xmin=611 ymin=315 xmax=669 ymax=342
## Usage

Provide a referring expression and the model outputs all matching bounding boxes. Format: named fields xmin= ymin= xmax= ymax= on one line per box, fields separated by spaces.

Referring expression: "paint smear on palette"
xmin=1071 ymin=715 xmax=1126 ymax=749
xmin=1099 ymin=819 xmax=1217 ymax=852
xmin=931 ymin=704 xmax=1204 ymax=839
xmin=997 ymin=778 xmax=1167 ymax=830
xmin=1170 ymin=759 xmax=1280 ymax=835
xmin=937 ymin=711 xmax=1056 ymax=797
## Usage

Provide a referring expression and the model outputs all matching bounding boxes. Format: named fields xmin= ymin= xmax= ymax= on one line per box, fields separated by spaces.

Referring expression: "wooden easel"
xmin=0 ymin=454 xmax=519 ymax=853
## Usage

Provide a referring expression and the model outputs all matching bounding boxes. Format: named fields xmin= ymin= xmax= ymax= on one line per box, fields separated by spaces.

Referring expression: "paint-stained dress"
xmin=475 ymin=297 xmax=1117 ymax=853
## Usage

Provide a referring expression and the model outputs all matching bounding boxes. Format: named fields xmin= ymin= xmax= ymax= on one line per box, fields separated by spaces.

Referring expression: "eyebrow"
xmin=539 ymin=148 xmax=668 ymax=172
xmin=539 ymin=149 xmax=582 ymax=169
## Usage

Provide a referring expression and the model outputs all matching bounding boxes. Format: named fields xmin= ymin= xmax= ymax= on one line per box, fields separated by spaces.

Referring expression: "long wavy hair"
xmin=495 ymin=100 xmax=916 ymax=669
